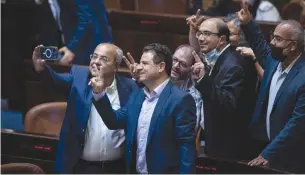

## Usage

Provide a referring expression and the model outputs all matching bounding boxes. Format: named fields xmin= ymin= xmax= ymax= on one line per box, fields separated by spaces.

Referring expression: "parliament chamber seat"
xmin=24 ymin=102 xmax=67 ymax=137
xmin=1 ymin=163 xmax=44 ymax=174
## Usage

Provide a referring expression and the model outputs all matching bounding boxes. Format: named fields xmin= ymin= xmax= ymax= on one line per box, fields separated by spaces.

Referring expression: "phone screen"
xmin=40 ymin=46 xmax=61 ymax=60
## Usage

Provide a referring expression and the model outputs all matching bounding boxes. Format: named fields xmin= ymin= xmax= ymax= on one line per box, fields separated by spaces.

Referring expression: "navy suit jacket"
xmin=60 ymin=0 xmax=112 ymax=65
xmin=93 ymin=81 xmax=197 ymax=174
xmin=196 ymin=46 xmax=257 ymax=160
xmin=40 ymin=65 xmax=137 ymax=173
xmin=242 ymin=20 xmax=305 ymax=173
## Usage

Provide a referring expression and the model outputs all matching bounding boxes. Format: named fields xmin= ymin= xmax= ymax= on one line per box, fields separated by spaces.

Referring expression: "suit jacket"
xmin=93 ymin=81 xmax=197 ymax=174
xmin=33 ymin=0 xmax=112 ymax=65
xmin=242 ymin=20 xmax=305 ymax=173
xmin=196 ymin=46 xmax=257 ymax=160
xmin=40 ymin=65 xmax=137 ymax=173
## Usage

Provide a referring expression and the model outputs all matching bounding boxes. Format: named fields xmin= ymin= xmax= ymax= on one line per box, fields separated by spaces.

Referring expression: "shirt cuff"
xmin=197 ymin=76 xmax=204 ymax=83
xmin=92 ymin=91 xmax=105 ymax=101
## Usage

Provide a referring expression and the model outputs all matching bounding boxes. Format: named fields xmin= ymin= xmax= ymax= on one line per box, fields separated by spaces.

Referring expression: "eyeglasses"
xmin=90 ymin=54 xmax=109 ymax=62
xmin=173 ymin=57 xmax=192 ymax=69
xmin=196 ymin=31 xmax=219 ymax=38
xmin=270 ymin=34 xmax=296 ymax=44
xmin=230 ymin=32 xmax=240 ymax=36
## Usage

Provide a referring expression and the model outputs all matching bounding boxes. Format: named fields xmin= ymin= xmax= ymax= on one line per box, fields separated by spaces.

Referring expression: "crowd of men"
xmin=31 ymin=0 xmax=305 ymax=174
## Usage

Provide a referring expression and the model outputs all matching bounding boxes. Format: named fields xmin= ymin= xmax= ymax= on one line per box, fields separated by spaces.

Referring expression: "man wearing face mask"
xmin=238 ymin=2 xmax=305 ymax=173
xmin=187 ymin=15 xmax=256 ymax=160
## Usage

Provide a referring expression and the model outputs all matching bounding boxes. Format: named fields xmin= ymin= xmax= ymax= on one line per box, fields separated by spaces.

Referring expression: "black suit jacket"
xmin=196 ymin=46 xmax=257 ymax=160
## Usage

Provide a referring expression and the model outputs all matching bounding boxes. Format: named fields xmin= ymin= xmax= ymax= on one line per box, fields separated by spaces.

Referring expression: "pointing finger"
xmin=192 ymin=51 xmax=202 ymax=63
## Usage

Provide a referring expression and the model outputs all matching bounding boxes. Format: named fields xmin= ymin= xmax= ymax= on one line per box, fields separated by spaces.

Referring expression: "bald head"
xmin=277 ymin=20 xmax=304 ymax=51
xmin=175 ymin=45 xmax=195 ymax=63
xmin=94 ymin=43 xmax=123 ymax=65
xmin=89 ymin=43 xmax=123 ymax=77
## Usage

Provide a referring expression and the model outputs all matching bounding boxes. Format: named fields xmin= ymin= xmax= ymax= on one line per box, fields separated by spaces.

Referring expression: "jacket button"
xmin=82 ymin=129 xmax=85 ymax=132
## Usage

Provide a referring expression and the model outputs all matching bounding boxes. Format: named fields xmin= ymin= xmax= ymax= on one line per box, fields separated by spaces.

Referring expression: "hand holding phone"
xmin=40 ymin=46 xmax=64 ymax=60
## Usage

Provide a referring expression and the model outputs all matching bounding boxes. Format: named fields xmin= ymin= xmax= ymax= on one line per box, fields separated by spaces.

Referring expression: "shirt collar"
xmin=277 ymin=54 xmax=301 ymax=74
xmin=105 ymin=77 xmax=117 ymax=93
xmin=143 ymin=78 xmax=170 ymax=99
xmin=207 ymin=44 xmax=231 ymax=67
xmin=181 ymin=77 xmax=195 ymax=92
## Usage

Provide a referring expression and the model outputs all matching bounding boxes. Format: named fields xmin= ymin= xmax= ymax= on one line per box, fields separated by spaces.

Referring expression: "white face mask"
xmin=204 ymin=38 xmax=221 ymax=63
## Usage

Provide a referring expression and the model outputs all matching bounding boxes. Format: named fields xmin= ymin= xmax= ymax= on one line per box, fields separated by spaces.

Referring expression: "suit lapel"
xmin=272 ymin=56 xmax=305 ymax=111
xmin=210 ymin=47 xmax=231 ymax=78
xmin=261 ymin=60 xmax=278 ymax=103
xmin=81 ymin=69 xmax=93 ymax=128
xmin=146 ymin=82 xmax=172 ymax=148
xmin=116 ymin=74 xmax=130 ymax=107
xmin=130 ymin=91 xmax=145 ymax=143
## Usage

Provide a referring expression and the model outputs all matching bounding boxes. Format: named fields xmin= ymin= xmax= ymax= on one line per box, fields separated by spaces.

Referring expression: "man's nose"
xmin=173 ymin=61 xmax=179 ymax=68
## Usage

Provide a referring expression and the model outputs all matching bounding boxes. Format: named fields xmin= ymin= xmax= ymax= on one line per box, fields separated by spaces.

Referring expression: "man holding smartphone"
xmin=32 ymin=43 xmax=137 ymax=173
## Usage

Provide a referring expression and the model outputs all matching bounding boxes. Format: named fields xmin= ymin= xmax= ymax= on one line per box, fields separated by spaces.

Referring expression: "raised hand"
xmin=89 ymin=73 xmax=106 ymax=94
xmin=237 ymin=0 xmax=252 ymax=25
xmin=186 ymin=9 xmax=204 ymax=33
xmin=32 ymin=45 xmax=46 ymax=73
xmin=59 ymin=46 xmax=75 ymax=66
xmin=236 ymin=47 xmax=256 ymax=60
xmin=191 ymin=51 xmax=206 ymax=80
xmin=123 ymin=52 xmax=141 ymax=81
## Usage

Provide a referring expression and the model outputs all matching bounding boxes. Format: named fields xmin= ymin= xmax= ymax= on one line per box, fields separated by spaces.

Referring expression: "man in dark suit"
xmin=90 ymin=43 xmax=197 ymax=174
xmin=238 ymin=3 xmax=305 ymax=173
xmin=188 ymin=16 xmax=256 ymax=160
xmin=32 ymin=43 xmax=137 ymax=173
xmin=33 ymin=0 xmax=112 ymax=65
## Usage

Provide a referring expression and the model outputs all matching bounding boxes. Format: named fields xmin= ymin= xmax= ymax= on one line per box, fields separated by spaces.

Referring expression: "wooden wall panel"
xmin=112 ymin=30 xmax=188 ymax=62
xmin=104 ymin=0 xmax=121 ymax=9
xmin=137 ymin=0 xmax=187 ymax=14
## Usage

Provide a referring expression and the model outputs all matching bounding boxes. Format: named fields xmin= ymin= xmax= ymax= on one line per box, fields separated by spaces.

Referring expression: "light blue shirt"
xmin=266 ymin=57 xmax=299 ymax=139
xmin=181 ymin=78 xmax=204 ymax=131
xmin=136 ymin=78 xmax=170 ymax=174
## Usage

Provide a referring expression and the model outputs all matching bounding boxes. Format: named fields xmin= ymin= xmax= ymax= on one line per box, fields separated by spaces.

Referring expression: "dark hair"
xmin=143 ymin=43 xmax=173 ymax=76
xmin=216 ymin=20 xmax=230 ymax=44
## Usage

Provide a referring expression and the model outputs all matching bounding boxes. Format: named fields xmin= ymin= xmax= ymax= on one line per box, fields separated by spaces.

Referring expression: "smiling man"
xmin=91 ymin=43 xmax=197 ymax=174
xmin=171 ymin=45 xmax=204 ymax=134
xmin=32 ymin=43 xmax=137 ymax=173
xmin=188 ymin=16 xmax=256 ymax=160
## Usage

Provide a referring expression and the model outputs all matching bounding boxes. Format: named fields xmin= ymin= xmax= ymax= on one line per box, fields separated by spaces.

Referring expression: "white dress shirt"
xmin=266 ymin=56 xmax=300 ymax=139
xmin=82 ymin=78 xmax=125 ymax=161
xmin=136 ymin=79 xmax=170 ymax=174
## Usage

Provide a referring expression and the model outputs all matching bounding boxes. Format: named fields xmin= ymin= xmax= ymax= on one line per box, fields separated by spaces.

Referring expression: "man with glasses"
xmin=171 ymin=45 xmax=204 ymax=154
xmin=32 ymin=43 xmax=137 ymax=173
xmin=238 ymin=1 xmax=305 ymax=173
xmin=187 ymin=13 xmax=256 ymax=161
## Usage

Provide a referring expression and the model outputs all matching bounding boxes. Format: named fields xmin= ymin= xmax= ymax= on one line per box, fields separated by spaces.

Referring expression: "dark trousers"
xmin=73 ymin=158 xmax=126 ymax=174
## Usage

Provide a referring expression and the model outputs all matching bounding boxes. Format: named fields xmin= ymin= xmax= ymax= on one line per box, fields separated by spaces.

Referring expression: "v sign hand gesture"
xmin=186 ymin=9 xmax=205 ymax=33
xmin=237 ymin=0 xmax=253 ymax=25
xmin=123 ymin=52 xmax=141 ymax=81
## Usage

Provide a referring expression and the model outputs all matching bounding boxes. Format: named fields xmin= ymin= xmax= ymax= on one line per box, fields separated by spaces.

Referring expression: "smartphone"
xmin=40 ymin=46 xmax=64 ymax=60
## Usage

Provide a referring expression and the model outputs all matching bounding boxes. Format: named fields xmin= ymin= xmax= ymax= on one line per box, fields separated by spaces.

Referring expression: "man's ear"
xmin=290 ymin=41 xmax=298 ymax=52
xmin=219 ymin=35 xmax=227 ymax=46
xmin=158 ymin=62 xmax=166 ymax=73
xmin=114 ymin=63 xmax=120 ymax=71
